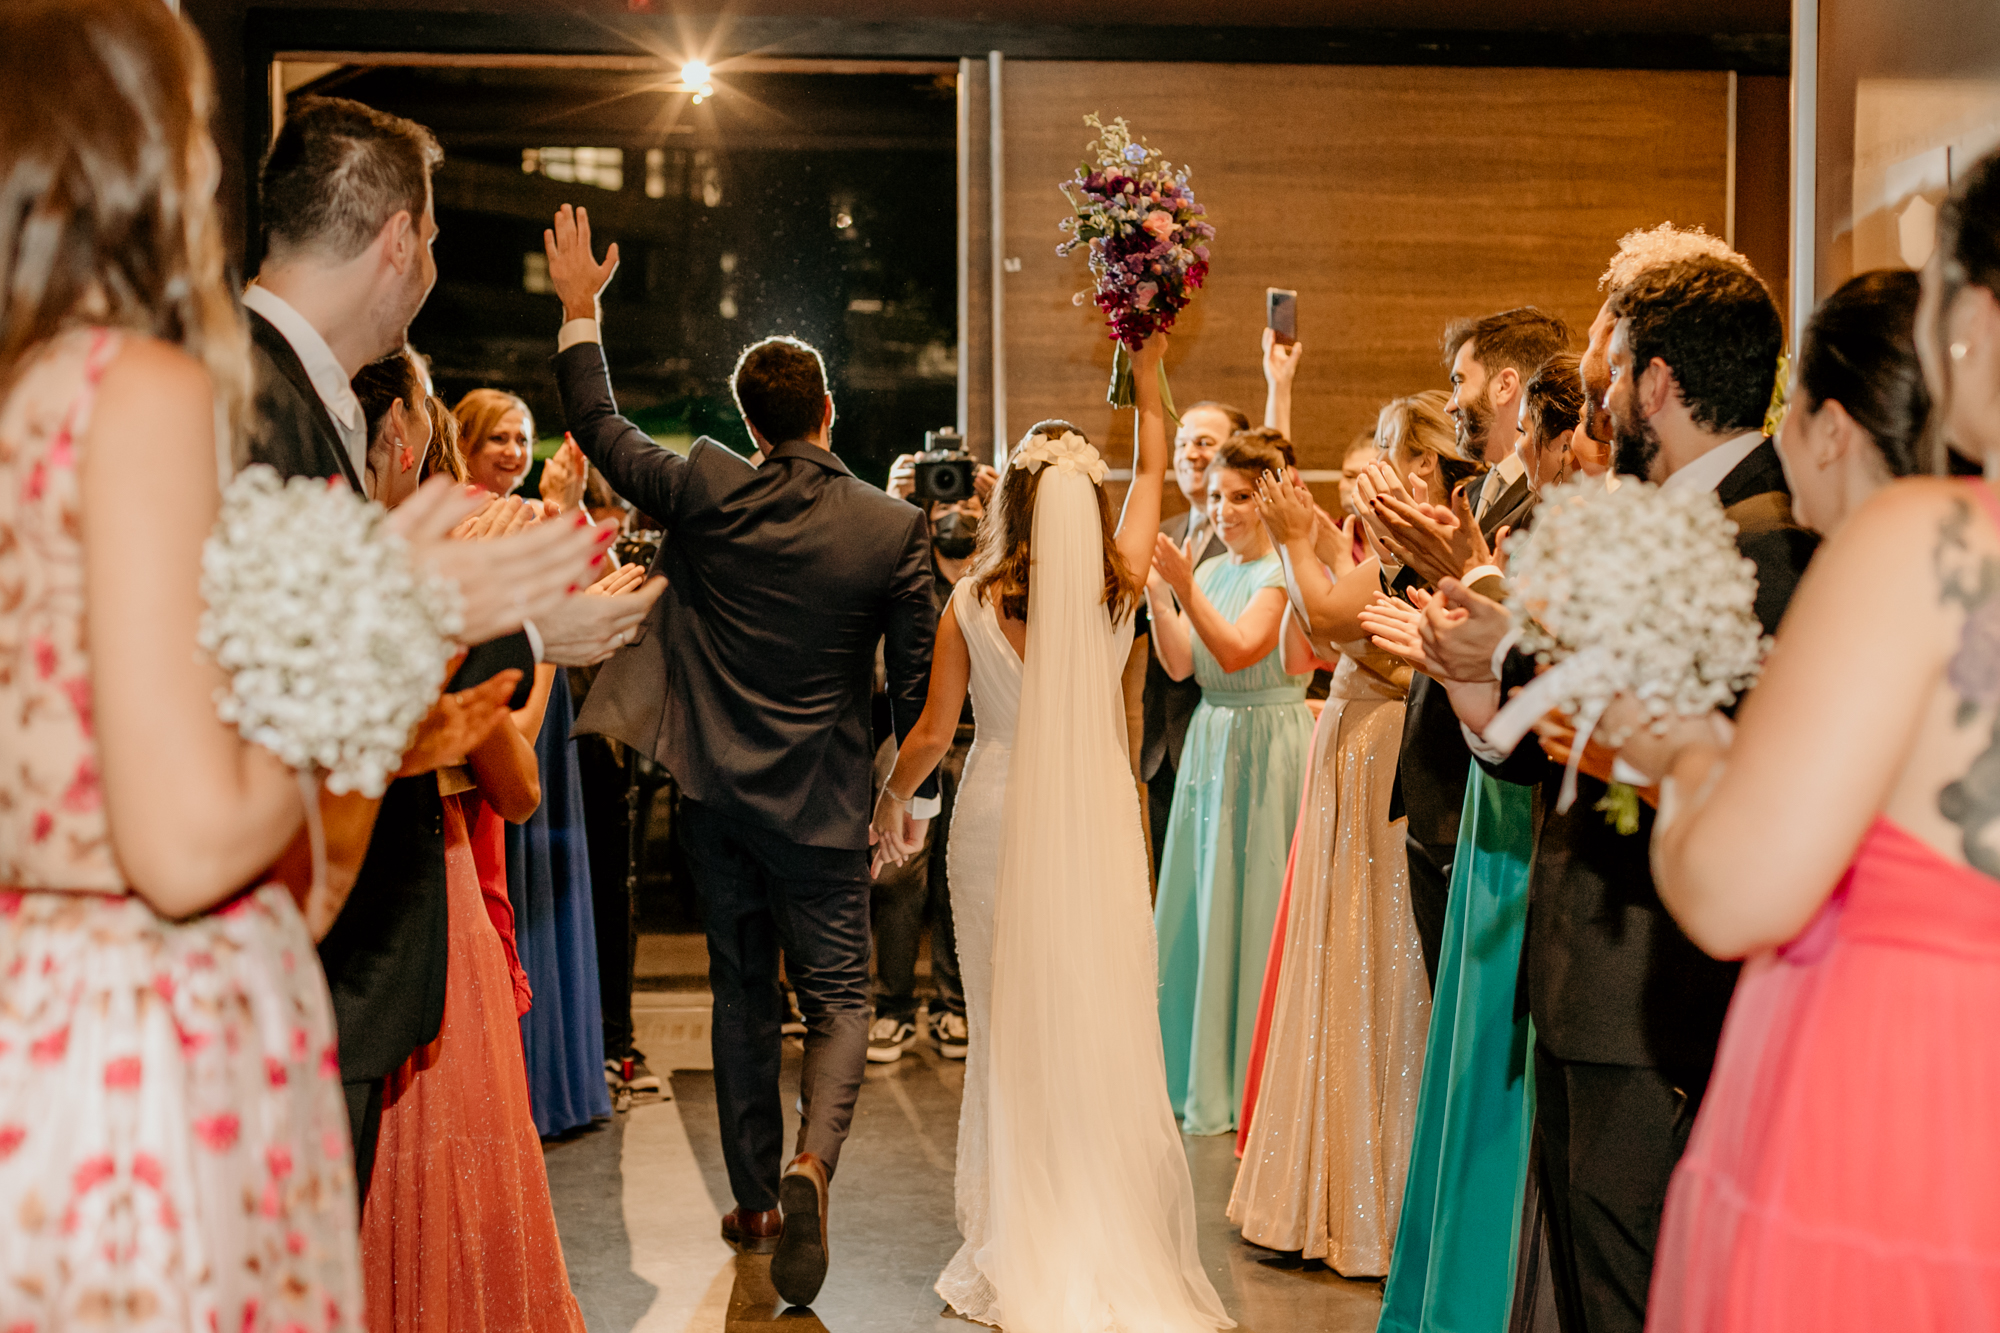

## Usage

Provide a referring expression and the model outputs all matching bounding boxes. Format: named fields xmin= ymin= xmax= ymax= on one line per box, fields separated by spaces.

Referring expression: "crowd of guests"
xmin=12 ymin=1 xmax=2000 ymax=1330
xmin=850 ymin=152 xmax=2000 ymax=1333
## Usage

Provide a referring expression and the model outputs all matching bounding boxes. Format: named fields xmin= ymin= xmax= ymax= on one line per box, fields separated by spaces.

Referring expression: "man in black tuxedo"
xmin=243 ymin=97 xmax=658 ymax=1197
xmin=1140 ymin=401 xmax=1240 ymax=872
xmin=545 ymin=204 xmax=938 ymax=1307
xmin=1379 ymin=308 xmax=1568 ymax=981
xmin=1473 ymin=257 xmax=1816 ymax=1333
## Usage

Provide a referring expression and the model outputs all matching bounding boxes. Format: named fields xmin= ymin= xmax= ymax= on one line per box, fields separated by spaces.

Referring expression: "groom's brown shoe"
xmin=771 ymin=1153 xmax=830 ymax=1306
xmin=721 ymin=1206 xmax=782 ymax=1254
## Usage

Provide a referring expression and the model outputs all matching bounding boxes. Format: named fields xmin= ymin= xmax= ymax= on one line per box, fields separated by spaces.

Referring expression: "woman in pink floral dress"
xmin=0 ymin=3 xmax=364 ymax=1328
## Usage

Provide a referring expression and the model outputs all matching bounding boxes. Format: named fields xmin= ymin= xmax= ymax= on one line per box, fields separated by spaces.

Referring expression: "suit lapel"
xmin=247 ymin=309 xmax=364 ymax=493
xmin=1478 ymin=472 xmax=1534 ymax=540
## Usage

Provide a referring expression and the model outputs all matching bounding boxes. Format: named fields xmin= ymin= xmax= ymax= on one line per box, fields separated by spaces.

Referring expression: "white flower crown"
xmin=1012 ymin=430 xmax=1107 ymax=484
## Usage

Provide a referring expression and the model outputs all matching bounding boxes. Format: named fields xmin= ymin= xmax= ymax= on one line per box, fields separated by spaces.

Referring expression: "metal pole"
xmin=956 ymin=59 xmax=973 ymax=447
xmin=1789 ymin=0 xmax=1818 ymax=343
xmin=988 ymin=50 xmax=1007 ymax=463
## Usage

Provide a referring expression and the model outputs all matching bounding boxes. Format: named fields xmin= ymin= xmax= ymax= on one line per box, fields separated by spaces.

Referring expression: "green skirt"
xmin=1379 ymin=763 xmax=1537 ymax=1333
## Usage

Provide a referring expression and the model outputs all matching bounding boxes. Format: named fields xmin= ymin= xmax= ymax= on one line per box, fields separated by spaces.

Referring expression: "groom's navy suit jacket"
xmin=557 ymin=341 xmax=937 ymax=850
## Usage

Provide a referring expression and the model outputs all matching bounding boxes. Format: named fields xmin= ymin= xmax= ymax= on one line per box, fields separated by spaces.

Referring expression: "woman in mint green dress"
xmin=1373 ymin=355 xmax=1586 ymax=1333
xmin=1146 ymin=430 xmax=1315 ymax=1137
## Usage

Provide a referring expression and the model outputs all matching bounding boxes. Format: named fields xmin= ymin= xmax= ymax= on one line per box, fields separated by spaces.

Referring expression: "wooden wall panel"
xmin=997 ymin=63 xmax=1728 ymax=509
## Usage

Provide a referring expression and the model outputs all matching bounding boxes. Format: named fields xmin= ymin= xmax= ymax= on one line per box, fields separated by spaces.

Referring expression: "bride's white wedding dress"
xmin=936 ymin=457 xmax=1232 ymax=1333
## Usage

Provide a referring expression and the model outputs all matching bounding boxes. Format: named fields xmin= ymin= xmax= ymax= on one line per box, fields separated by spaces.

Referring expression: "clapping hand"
xmin=539 ymin=434 xmax=589 ymax=515
xmin=585 ymin=561 xmax=647 ymax=597
xmin=1254 ymin=471 xmax=1317 ymax=546
xmin=544 ymin=204 xmax=621 ymax=323
xmin=1368 ymin=470 xmax=1492 ymax=587
xmin=1420 ymin=578 xmax=1512 ymax=683
xmin=1357 ymin=591 xmax=1448 ymax=676
xmin=534 ymin=555 xmax=668 ymax=667
xmin=1151 ymin=531 xmax=1198 ymax=601
xmin=396 ymin=669 xmax=524 ymax=776
xmin=390 ymin=478 xmax=612 ymax=644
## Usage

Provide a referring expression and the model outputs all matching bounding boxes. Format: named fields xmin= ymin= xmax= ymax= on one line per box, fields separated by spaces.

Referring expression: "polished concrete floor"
xmin=543 ymin=952 xmax=1384 ymax=1333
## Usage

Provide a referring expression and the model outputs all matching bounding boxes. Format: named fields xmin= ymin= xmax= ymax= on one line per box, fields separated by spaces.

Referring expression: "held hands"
xmin=539 ymin=435 xmax=589 ymax=515
xmin=544 ymin=204 xmax=621 ymax=324
xmin=869 ymin=789 xmax=929 ymax=874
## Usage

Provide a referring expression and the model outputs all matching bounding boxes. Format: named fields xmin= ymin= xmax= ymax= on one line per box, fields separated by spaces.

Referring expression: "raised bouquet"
xmin=200 ymin=465 xmax=464 ymax=799
xmin=1057 ymin=113 xmax=1214 ymax=412
xmin=1482 ymin=478 xmax=1769 ymax=822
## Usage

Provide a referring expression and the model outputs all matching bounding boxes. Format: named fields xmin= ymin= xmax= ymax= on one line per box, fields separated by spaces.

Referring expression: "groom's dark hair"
xmin=732 ymin=336 xmax=829 ymax=446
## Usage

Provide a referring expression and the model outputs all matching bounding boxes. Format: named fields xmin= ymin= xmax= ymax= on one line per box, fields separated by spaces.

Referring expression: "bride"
xmin=871 ymin=334 xmax=1232 ymax=1332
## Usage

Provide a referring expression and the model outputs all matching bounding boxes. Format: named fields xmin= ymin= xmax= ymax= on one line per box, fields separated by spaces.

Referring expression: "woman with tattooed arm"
xmin=1617 ymin=148 xmax=2000 ymax=1329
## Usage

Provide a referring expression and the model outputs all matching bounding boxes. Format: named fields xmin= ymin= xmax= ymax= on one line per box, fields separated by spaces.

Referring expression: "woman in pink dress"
xmin=1616 ymin=151 xmax=2000 ymax=1329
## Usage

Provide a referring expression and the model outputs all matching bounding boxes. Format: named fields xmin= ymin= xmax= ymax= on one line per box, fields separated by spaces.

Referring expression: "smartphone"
xmin=1267 ymin=287 xmax=1299 ymax=345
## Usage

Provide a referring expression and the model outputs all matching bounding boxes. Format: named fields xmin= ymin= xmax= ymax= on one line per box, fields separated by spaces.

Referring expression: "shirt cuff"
xmin=1460 ymin=564 xmax=1504 ymax=589
xmin=522 ymin=619 xmax=545 ymax=664
xmin=556 ymin=317 xmax=601 ymax=352
xmin=908 ymin=795 xmax=942 ymax=821
xmin=1462 ymin=720 xmax=1513 ymax=764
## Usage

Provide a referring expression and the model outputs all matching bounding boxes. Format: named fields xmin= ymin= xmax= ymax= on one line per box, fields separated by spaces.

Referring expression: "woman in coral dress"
xmin=351 ymin=351 xmax=588 ymax=1332
xmin=1616 ymin=161 xmax=2000 ymax=1329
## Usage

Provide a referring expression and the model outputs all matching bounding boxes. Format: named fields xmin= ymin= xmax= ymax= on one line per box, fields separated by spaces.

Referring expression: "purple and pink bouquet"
xmin=1057 ymin=114 xmax=1214 ymax=411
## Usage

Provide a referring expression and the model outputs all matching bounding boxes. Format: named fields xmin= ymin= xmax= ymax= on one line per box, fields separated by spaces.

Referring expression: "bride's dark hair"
xmin=970 ymin=418 xmax=1142 ymax=624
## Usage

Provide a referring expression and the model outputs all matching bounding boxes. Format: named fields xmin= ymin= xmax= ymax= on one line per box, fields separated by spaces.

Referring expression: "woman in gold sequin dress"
xmin=1228 ymin=401 xmax=1443 ymax=1275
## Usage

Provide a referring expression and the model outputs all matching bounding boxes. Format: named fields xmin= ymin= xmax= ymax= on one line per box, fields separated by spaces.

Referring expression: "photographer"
xmin=868 ymin=440 xmax=996 ymax=1063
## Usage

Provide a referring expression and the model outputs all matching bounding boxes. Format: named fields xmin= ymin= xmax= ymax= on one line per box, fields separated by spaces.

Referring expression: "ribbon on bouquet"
xmin=1107 ymin=342 xmax=1180 ymax=425
xmin=1481 ymin=646 xmax=1613 ymax=815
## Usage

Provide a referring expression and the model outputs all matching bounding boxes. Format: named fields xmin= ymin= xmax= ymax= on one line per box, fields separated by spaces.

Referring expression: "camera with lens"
xmin=912 ymin=428 xmax=976 ymax=504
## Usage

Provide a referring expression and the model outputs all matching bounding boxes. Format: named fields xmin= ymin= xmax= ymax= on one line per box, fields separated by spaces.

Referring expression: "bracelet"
xmin=879 ymin=787 xmax=911 ymax=806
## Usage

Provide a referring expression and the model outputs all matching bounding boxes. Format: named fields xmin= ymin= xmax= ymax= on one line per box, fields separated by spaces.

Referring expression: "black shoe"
xmin=772 ymin=1153 xmax=830 ymax=1306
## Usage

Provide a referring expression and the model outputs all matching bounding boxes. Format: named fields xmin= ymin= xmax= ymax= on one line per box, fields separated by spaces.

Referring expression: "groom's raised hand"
xmin=545 ymin=204 xmax=621 ymax=323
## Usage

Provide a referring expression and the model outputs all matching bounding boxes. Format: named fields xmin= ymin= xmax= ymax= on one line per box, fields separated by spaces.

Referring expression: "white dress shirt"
xmin=241 ymin=284 xmax=367 ymax=482
xmin=1658 ymin=430 xmax=1764 ymax=497
xmin=1475 ymin=450 xmax=1526 ymax=519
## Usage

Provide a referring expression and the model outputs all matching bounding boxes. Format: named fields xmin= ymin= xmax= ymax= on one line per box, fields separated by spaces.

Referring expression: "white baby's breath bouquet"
xmin=200 ymin=465 xmax=464 ymax=798
xmin=1483 ymin=477 xmax=1768 ymax=818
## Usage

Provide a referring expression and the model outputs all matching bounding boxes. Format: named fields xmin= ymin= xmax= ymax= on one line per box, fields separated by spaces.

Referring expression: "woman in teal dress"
xmin=1147 ymin=430 xmax=1315 ymax=1137
xmin=1372 ymin=355 xmax=1586 ymax=1333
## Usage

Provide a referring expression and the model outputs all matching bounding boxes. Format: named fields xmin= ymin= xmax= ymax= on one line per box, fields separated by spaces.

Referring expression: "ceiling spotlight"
xmin=680 ymin=60 xmax=710 ymax=87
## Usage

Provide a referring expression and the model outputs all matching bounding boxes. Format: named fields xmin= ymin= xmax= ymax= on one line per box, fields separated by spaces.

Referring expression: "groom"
xmin=545 ymin=205 xmax=939 ymax=1306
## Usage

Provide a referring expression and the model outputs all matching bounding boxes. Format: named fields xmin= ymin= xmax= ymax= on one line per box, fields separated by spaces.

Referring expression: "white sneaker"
xmin=929 ymin=1009 xmax=968 ymax=1059
xmin=867 ymin=1015 xmax=917 ymax=1063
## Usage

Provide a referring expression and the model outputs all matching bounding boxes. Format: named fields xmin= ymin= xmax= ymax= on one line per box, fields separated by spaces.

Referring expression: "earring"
xmin=400 ymin=444 xmax=417 ymax=471
xmin=1952 ymin=342 xmax=1970 ymax=361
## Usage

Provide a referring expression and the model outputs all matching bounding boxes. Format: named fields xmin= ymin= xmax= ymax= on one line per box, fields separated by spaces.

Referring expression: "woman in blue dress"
xmin=1147 ymin=430 xmax=1316 ymax=1136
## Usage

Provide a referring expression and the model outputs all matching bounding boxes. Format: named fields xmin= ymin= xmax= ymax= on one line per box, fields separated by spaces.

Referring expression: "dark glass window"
xmin=295 ymin=65 xmax=958 ymax=487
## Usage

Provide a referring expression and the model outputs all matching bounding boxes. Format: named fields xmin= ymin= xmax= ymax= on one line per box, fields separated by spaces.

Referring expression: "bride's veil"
xmin=978 ymin=443 xmax=1232 ymax=1332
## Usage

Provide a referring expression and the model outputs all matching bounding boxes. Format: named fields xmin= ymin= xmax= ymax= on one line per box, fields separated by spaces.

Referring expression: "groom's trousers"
xmin=680 ymin=799 xmax=874 ymax=1213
